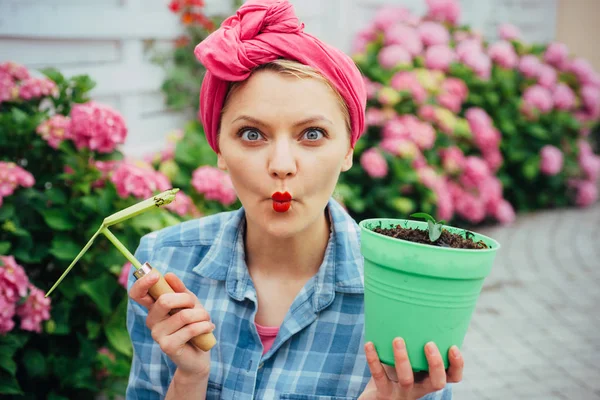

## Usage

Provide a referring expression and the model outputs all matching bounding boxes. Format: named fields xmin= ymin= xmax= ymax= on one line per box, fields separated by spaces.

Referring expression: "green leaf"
xmin=0 ymin=353 xmax=16 ymax=376
xmin=0 ymin=370 xmax=23 ymax=395
xmin=411 ymin=212 xmax=436 ymax=224
xmin=522 ymin=157 xmax=540 ymax=180
xmin=86 ymin=320 xmax=101 ymax=340
xmin=0 ymin=241 xmax=11 ymax=255
xmin=429 ymin=222 xmax=443 ymax=242
xmin=11 ymin=108 xmax=28 ymax=125
xmin=22 ymin=348 xmax=46 ymax=378
xmin=80 ymin=274 xmax=117 ymax=316
xmin=40 ymin=67 xmax=65 ymax=84
xmin=104 ymin=297 xmax=133 ymax=357
xmin=0 ymin=204 xmax=15 ymax=221
xmin=45 ymin=187 xmax=68 ymax=205
xmin=41 ymin=209 xmax=76 ymax=231
xmin=50 ymin=237 xmax=82 ymax=261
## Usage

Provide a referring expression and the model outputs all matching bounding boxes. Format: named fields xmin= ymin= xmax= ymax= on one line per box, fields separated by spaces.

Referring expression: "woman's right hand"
xmin=129 ymin=270 xmax=214 ymax=378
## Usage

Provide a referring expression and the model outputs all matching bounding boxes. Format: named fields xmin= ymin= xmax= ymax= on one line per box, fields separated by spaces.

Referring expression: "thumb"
xmin=164 ymin=272 xmax=186 ymax=293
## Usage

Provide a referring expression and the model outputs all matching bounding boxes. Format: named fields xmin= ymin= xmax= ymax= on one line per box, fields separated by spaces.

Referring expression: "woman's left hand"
xmin=358 ymin=338 xmax=464 ymax=400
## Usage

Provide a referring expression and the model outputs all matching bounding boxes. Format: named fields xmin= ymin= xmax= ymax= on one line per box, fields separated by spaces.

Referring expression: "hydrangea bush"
xmin=341 ymin=0 xmax=600 ymax=225
xmin=0 ymin=61 xmax=237 ymax=398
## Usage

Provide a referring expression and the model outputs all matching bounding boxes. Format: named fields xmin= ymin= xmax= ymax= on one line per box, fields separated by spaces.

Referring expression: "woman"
xmin=126 ymin=1 xmax=464 ymax=399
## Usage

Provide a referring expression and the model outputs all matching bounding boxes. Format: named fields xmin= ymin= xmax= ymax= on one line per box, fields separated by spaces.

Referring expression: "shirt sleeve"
xmin=125 ymin=233 xmax=171 ymax=400
xmin=418 ymin=383 xmax=453 ymax=400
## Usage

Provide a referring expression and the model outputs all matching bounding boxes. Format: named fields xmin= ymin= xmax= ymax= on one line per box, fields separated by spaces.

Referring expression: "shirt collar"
xmin=192 ymin=197 xmax=364 ymax=309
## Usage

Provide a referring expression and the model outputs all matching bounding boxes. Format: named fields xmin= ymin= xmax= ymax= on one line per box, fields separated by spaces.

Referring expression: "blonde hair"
xmin=220 ymin=59 xmax=351 ymax=135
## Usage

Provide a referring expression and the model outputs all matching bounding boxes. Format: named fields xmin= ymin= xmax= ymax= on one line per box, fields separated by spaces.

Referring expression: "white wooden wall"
xmin=0 ymin=0 xmax=556 ymax=158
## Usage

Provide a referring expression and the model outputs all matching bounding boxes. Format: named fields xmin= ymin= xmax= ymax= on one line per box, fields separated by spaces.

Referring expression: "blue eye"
xmin=239 ymin=128 xmax=263 ymax=141
xmin=304 ymin=128 xmax=325 ymax=141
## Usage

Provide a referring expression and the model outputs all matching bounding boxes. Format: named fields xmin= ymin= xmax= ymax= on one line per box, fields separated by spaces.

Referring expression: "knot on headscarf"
xmin=194 ymin=0 xmax=367 ymax=153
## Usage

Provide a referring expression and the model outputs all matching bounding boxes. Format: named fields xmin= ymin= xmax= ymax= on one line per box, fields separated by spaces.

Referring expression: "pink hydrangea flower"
xmin=434 ymin=179 xmax=454 ymax=221
xmin=352 ymin=26 xmax=376 ymax=54
xmin=382 ymin=117 xmax=409 ymax=139
xmin=381 ymin=138 xmax=420 ymax=160
xmin=110 ymin=160 xmax=171 ymax=199
xmin=0 ymin=72 xmax=18 ymax=104
xmin=0 ymin=62 xmax=30 ymax=81
xmin=456 ymin=39 xmax=482 ymax=60
xmin=552 ymin=83 xmax=576 ymax=110
xmin=499 ymin=23 xmax=521 ymax=41
xmin=360 ymin=148 xmax=388 ymax=178
xmin=454 ymin=191 xmax=486 ymax=224
xmin=0 ymin=162 xmax=35 ymax=203
xmin=539 ymin=145 xmax=564 ymax=176
xmin=425 ymin=0 xmax=461 ymax=25
xmin=366 ymin=108 xmax=387 ymax=127
xmin=16 ymin=285 xmax=51 ymax=333
xmin=460 ymin=50 xmax=492 ymax=80
xmin=537 ymin=64 xmax=557 ymax=88
xmin=364 ymin=77 xmax=382 ymax=100
xmin=465 ymin=108 xmax=500 ymax=152
xmin=418 ymin=104 xmax=437 ymax=122
xmin=165 ymin=191 xmax=202 ymax=217
xmin=402 ymin=116 xmax=436 ymax=150
xmin=569 ymin=58 xmax=597 ymax=86
xmin=574 ymin=180 xmax=598 ymax=207
xmin=490 ymin=199 xmax=516 ymax=224
xmin=192 ymin=166 xmax=237 ymax=206
xmin=544 ymin=42 xmax=569 ymax=70
xmin=70 ymin=101 xmax=128 ymax=153
xmin=378 ymin=45 xmax=412 ymax=69
xmin=579 ymin=154 xmax=600 ymax=182
xmin=440 ymin=146 xmax=466 ymax=174
xmin=437 ymin=77 xmax=468 ymax=112
xmin=418 ymin=21 xmax=450 ymax=47
xmin=488 ymin=41 xmax=518 ymax=69
xmin=522 ymin=85 xmax=554 ymax=115
xmin=390 ymin=71 xmax=427 ymax=103
xmin=416 ymin=165 xmax=441 ymax=189
xmin=118 ymin=262 xmax=131 ymax=289
xmin=518 ymin=55 xmax=542 ymax=78
xmin=0 ymin=255 xmax=29 ymax=303
xmin=372 ymin=6 xmax=412 ymax=31
xmin=425 ymin=45 xmax=455 ymax=71
xmin=18 ymin=77 xmax=58 ymax=100
xmin=36 ymin=115 xmax=72 ymax=149
xmin=0 ymin=295 xmax=16 ymax=334
xmin=483 ymin=149 xmax=503 ymax=172
xmin=461 ymin=156 xmax=491 ymax=189
xmin=581 ymin=85 xmax=600 ymax=118
xmin=384 ymin=24 xmax=423 ymax=56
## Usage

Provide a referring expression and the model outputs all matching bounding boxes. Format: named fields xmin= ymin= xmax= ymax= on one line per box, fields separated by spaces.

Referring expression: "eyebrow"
xmin=231 ymin=115 xmax=334 ymax=128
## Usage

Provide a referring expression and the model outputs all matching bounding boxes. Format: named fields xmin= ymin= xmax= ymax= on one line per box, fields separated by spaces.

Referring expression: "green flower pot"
xmin=358 ymin=218 xmax=500 ymax=372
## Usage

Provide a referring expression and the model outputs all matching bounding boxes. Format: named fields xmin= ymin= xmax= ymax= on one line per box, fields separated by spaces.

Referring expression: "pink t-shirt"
xmin=255 ymin=322 xmax=279 ymax=354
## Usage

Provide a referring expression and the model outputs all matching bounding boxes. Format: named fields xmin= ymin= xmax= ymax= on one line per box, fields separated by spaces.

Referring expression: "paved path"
xmin=451 ymin=203 xmax=600 ymax=399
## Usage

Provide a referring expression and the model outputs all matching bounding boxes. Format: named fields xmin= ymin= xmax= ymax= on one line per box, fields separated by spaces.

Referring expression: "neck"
xmin=244 ymin=208 xmax=331 ymax=279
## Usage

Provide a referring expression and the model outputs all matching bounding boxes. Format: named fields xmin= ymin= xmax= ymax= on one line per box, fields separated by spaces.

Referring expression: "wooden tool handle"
xmin=134 ymin=263 xmax=217 ymax=352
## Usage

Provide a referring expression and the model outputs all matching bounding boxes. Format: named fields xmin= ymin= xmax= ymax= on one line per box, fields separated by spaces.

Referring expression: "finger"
xmin=164 ymin=272 xmax=200 ymax=303
xmin=152 ymin=307 xmax=211 ymax=341
xmin=157 ymin=320 xmax=215 ymax=357
xmin=146 ymin=292 xmax=197 ymax=329
xmin=392 ymin=337 xmax=414 ymax=392
xmin=364 ymin=342 xmax=394 ymax=397
xmin=129 ymin=270 xmax=160 ymax=308
xmin=424 ymin=342 xmax=447 ymax=392
xmin=446 ymin=345 xmax=464 ymax=383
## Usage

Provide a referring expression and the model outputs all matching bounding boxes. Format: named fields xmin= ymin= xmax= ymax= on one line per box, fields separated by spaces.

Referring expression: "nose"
xmin=267 ymin=138 xmax=297 ymax=179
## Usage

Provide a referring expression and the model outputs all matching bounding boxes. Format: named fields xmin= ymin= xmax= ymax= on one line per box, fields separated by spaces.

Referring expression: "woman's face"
xmin=218 ymin=70 xmax=353 ymax=238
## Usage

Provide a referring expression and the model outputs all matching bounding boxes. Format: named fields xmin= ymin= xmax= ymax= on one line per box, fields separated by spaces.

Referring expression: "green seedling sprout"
xmin=410 ymin=212 xmax=446 ymax=243
xmin=45 ymin=188 xmax=180 ymax=298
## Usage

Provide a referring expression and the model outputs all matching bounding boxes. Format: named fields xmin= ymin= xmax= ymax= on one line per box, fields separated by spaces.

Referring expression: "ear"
xmin=217 ymin=152 xmax=228 ymax=171
xmin=341 ymin=145 xmax=353 ymax=172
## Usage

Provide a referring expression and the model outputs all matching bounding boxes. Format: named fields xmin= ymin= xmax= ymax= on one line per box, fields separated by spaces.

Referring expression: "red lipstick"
xmin=271 ymin=191 xmax=292 ymax=212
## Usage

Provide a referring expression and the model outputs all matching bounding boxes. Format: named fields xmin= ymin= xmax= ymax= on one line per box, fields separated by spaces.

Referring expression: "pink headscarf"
xmin=194 ymin=0 xmax=367 ymax=153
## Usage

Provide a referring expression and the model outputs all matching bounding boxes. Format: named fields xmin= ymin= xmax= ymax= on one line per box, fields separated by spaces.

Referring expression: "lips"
xmin=271 ymin=191 xmax=292 ymax=212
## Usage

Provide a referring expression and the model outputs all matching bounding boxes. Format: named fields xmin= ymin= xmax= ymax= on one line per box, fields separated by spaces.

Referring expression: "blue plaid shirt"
xmin=125 ymin=197 xmax=452 ymax=399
